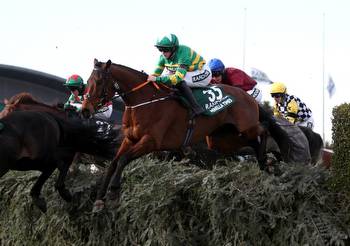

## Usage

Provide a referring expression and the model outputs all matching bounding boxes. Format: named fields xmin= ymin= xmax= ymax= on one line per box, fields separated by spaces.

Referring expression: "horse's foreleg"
xmin=95 ymin=138 xmax=134 ymax=204
xmin=30 ymin=167 xmax=56 ymax=213
xmin=55 ymin=154 xmax=75 ymax=202
xmin=109 ymin=135 xmax=156 ymax=198
xmin=249 ymin=133 xmax=267 ymax=171
xmin=93 ymin=135 xmax=155 ymax=213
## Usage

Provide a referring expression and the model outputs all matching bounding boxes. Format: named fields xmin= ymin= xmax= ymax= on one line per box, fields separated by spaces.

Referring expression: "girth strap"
xmin=183 ymin=117 xmax=196 ymax=147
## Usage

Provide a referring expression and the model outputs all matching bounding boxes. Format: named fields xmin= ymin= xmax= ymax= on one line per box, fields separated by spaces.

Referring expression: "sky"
xmin=1 ymin=0 xmax=349 ymax=143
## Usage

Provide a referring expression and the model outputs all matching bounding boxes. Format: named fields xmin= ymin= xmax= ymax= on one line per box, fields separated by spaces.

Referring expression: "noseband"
xmin=84 ymin=67 xmax=119 ymax=109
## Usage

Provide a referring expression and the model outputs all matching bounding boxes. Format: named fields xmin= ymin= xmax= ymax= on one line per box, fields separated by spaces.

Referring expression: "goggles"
xmin=67 ymin=86 xmax=80 ymax=91
xmin=212 ymin=71 xmax=223 ymax=77
xmin=157 ymin=47 xmax=173 ymax=52
xmin=271 ymin=93 xmax=284 ymax=98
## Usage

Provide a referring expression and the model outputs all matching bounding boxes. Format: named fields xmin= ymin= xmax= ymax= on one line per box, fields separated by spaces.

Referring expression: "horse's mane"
xmin=95 ymin=61 xmax=148 ymax=78
xmin=6 ymin=92 xmax=63 ymax=112
xmin=114 ymin=63 xmax=148 ymax=76
xmin=7 ymin=92 xmax=40 ymax=106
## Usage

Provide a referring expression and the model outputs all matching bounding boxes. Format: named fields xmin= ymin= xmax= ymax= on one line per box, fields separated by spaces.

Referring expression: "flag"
xmin=327 ymin=76 xmax=335 ymax=98
xmin=250 ymin=67 xmax=273 ymax=84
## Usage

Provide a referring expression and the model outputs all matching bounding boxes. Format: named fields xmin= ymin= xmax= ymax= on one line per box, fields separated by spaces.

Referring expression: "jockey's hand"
xmin=286 ymin=116 xmax=296 ymax=124
xmin=147 ymin=75 xmax=157 ymax=82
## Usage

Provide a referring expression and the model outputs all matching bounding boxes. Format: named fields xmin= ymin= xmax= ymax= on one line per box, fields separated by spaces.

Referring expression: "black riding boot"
xmin=177 ymin=81 xmax=204 ymax=116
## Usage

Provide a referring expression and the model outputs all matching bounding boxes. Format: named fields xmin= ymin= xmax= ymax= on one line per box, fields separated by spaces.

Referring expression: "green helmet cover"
xmin=155 ymin=34 xmax=179 ymax=48
xmin=64 ymin=74 xmax=84 ymax=87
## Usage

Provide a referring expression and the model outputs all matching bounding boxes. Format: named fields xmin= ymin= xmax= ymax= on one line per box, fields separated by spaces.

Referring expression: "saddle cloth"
xmin=180 ymin=85 xmax=235 ymax=116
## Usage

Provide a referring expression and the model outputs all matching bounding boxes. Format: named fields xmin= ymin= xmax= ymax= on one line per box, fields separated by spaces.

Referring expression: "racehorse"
xmin=81 ymin=59 xmax=284 ymax=212
xmin=0 ymin=92 xmax=121 ymax=158
xmin=0 ymin=94 xmax=120 ymax=212
xmin=259 ymin=103 xmax=324 ymax=166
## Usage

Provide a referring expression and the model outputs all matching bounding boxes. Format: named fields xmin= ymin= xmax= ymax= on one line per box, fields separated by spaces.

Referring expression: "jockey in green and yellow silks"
xmin=64 ymin=74 xmax=113 ymax=120
xmin=270 ymin=82 xmax=314 ymax=129
xmin=147 ymin=34 xmax=212 ymax=116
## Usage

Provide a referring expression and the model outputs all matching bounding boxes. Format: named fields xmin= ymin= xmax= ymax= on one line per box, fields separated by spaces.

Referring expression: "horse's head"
xmin=0 ymin=98 xmax=19 ymax=118
xmin=82 ymin=59 xmax=117 ymax=118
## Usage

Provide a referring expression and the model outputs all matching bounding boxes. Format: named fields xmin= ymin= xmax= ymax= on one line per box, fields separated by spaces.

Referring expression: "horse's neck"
xmin=112 ymin=65 xmax=147 ymax=90
xmin=111 ymin=65 xmax=159 ymax=104
xmin=17 ymin=102 xmax=64 ymax=116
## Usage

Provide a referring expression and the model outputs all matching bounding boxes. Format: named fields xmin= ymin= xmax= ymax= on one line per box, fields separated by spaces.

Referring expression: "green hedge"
xmin=331 ymin=103 xmax=350 ymax=194
xmin=1 ymin=156 xmax=349 ymax=245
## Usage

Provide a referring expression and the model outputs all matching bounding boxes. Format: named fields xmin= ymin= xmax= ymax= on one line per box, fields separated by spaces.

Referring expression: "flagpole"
xmin=242 ymin=8 xmax=247 ymax=70
xmin=322 ymin=13 xmax=325 ymax=141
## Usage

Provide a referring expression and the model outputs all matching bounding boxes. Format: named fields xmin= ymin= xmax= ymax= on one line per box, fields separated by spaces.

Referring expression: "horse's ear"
xmin=106 ymin=60 xmax=112 ymax=69
xmin=94 ymin=58 xmax=98 ymax=65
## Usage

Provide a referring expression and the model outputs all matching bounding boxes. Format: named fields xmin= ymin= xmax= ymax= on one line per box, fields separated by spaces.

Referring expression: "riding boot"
xmin=177 ymin=81 xmax=204 ymax=116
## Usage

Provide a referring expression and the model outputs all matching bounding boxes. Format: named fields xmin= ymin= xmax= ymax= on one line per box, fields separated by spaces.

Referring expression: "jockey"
xmin=270 ymin=82 xmax=314 ymax=129
xmin=208 ymin=58 xmax=262 ymax=103
xmin=64 ymin=74 xmax=113 ymax=120
xmin=147 ymin=33 xmax=212 ymax=116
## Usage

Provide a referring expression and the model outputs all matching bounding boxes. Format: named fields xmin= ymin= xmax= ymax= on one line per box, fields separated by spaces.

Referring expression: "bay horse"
xmin=0 ymin=94 xmax=120 ymax=212
xmin=81 ymin=59 xmax=275 ymax=212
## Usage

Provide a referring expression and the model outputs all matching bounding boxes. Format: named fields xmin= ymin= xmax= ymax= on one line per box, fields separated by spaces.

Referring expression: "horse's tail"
xmin=299 ymin=126 xmax=324 ymax=164
xmin=258 ymin=105 xmax=291 ymax=162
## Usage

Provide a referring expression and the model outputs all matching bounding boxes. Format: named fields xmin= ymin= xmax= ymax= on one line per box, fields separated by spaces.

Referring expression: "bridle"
xmin=84 ymin=67 xmax=117 ymax=109
xmin=86 ymin=64 xmax=171 ymax=109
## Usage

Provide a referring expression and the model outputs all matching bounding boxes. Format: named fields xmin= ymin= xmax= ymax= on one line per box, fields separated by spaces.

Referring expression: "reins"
xmin=118 ymin=81 xmax=173 ymax=109
xmin=87 ymin=64 xmax=175 ymax=111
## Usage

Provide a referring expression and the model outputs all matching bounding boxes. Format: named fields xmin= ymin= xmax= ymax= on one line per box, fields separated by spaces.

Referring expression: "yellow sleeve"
xmin=286 ymin=99 xmax=299 ymax=123
xmin=273 ymin=104 xmax=281 ymax=117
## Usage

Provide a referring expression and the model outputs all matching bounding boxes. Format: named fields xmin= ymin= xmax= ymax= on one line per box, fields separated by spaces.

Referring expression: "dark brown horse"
xmin=0 ymin=92 xmax=73 ymax=119
xmin=82 ymin=59 xmax=272 ymax=212
xmin=0 ymin=93 xmax=120 ymax=212
xmin=0 ymin=92 xmax=121 ymax=158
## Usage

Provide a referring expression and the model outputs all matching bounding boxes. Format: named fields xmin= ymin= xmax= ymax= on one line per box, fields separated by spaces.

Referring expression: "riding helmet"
xmin=155 ymin=34 xmax=179 ymax=48
xmin=270 ymin=82 xmax=287 ymax=94
xmin=208 ymin=58 xmax=225 ymax=73
xmin=64 ymin=74 xmax=84 ymax=88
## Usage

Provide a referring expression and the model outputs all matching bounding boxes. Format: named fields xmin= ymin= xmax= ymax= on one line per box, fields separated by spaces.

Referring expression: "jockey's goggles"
xmin=157 ymin=47 xmax=173 ymax=52
xmin=67 ymin=86 xmax=79 ymax=91
xmin=271 ymin=93 xmax=284 ymax=98
xmin=212 ymin=71 xmax=223 ymax=77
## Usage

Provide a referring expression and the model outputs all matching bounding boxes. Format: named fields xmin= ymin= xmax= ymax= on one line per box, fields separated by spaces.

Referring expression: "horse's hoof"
xmin=92 ymin=200 xmax=105 ymax=213
xmin=33 ymin=197 xmax=47 ymax=213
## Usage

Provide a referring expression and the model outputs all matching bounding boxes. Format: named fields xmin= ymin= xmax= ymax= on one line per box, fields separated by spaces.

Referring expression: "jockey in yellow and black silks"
xmin=147 ymin=34 xmax=212 ymax=116
xmin=270 ymin=82 xmax=314 ymax=129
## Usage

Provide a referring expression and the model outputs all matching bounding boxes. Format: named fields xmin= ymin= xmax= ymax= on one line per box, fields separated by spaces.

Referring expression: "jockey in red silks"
xmin=208 ymin=58 xmax=262 ymax=103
